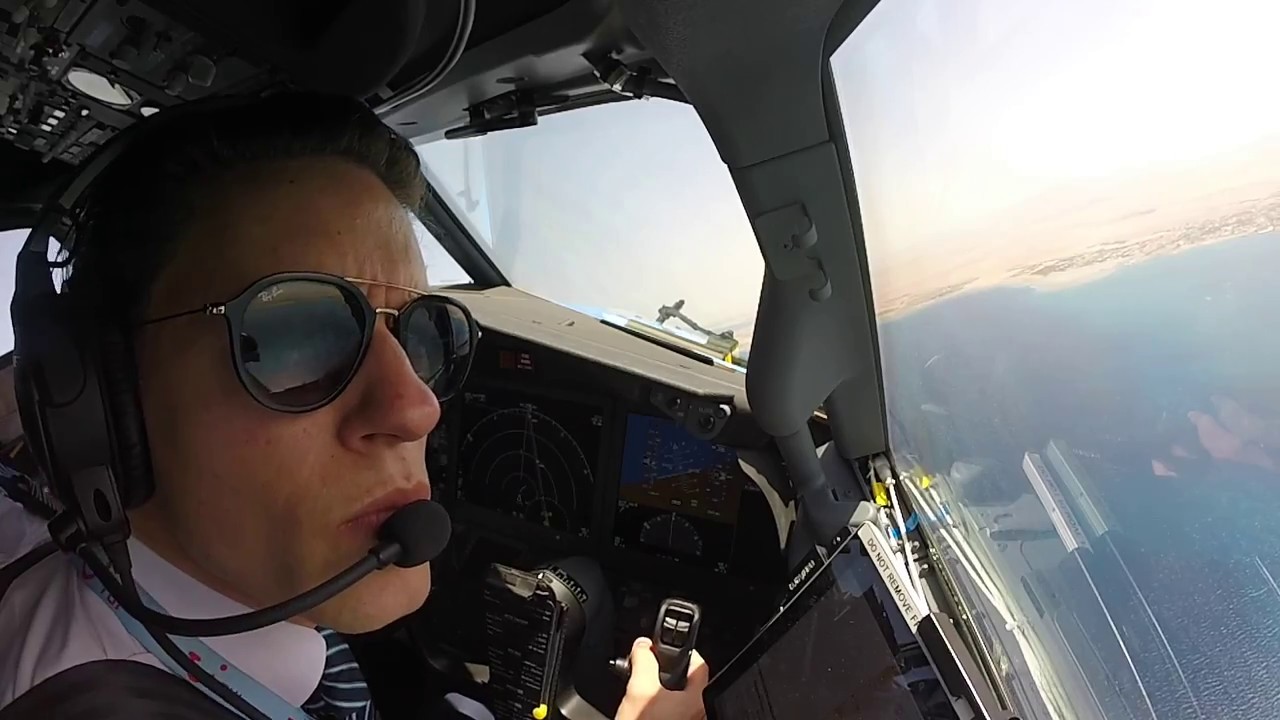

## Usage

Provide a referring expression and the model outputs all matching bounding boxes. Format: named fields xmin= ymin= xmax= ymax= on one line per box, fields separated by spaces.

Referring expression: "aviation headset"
xmin=12 ymin=95 xmax=266 ymax=553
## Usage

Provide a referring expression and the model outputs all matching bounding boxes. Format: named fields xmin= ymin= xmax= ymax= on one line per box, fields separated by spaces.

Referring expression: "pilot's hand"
xmin=615 ymin=637 xmax=709 ymax=720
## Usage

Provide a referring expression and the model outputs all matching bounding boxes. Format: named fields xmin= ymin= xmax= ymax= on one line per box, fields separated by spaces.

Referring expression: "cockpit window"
xmin=0 ymin=228 xmax=28 ymax=354
xmin=415 ymin=101 xmax=763 ymax=364
xmin=833 ymin=0 xmax=1280 ymax=717
xmin=413 ymin=215 xmax=471 ymax=288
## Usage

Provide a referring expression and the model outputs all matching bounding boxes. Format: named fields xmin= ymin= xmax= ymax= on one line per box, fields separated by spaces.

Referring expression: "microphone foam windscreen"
xmin=377 ymin=500 xmax=452 ymax=568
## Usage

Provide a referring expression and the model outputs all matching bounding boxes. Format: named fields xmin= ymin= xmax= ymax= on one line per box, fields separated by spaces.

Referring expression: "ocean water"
xmin=881 ymin=232 xmax=1280 ymax=462
xmin=878 ymin=232 xmax=1280 ymax=719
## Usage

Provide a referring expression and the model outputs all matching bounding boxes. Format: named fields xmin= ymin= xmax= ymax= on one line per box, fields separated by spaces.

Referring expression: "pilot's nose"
xmin=338 ymin=321 xmax=441 ymax=449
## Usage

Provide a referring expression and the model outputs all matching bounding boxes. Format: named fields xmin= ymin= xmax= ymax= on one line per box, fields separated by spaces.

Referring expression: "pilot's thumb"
xmin=628 ymin=636 xmax=661 ymax=683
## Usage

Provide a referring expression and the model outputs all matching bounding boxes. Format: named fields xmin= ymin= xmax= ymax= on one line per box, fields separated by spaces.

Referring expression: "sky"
xmin=0 ymin=229 xmax=24 ymax=352
xmin=833 ymin=0 xmax=1280 ymax=297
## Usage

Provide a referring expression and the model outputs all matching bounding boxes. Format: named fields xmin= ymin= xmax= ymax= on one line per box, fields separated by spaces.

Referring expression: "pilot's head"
xmin=60 ymin=93 xmax=455 ymax=633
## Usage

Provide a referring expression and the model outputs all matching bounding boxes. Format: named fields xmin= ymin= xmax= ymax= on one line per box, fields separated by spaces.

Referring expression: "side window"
xmin=833 ymin=1 xmax=1280 ymax=718
xmin=411 ymin=215 xmax=471 ymax=288
xmin=0 ymin=228 xmax=28 ymax=354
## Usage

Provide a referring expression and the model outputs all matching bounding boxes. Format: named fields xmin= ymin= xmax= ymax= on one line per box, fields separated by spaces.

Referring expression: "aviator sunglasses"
xmin=144 ymin=272 xmax=479 ymax=412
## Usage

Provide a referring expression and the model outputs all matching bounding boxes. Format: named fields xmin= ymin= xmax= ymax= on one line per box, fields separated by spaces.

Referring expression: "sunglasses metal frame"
xmin=144 ymin=271 xmax=480 ymax=413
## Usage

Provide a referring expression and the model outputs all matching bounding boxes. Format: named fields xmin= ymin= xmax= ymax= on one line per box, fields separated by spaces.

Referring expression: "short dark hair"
xmin=60 ymin=92 xmax=426 ymax=326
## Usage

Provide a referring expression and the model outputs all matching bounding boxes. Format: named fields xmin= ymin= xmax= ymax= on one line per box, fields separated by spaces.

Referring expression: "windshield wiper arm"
xmin=597 ymin=317 xmax=719 ymax=367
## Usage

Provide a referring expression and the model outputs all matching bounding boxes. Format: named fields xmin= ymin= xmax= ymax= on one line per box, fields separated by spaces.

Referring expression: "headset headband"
xmin=11 ymin=93 xmax=271 ymax=551
xmin=19 ymin=94 xmax=266 ymax=291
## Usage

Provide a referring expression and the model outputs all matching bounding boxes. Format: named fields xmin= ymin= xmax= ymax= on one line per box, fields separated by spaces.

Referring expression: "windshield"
xmin=833 ymin=0 xmax=1280 ymax=718
xmin=416 ymin=101 xmax=763 ymax=365
xmin=0 ymin=228 xmax=29 ymax=352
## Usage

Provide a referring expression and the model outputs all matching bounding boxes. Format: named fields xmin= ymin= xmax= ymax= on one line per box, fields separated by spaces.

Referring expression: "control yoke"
xmin=608 ymin=597 xmax=704 ymax=691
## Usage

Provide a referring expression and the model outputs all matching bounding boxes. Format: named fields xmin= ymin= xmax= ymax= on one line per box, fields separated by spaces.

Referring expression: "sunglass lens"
xmin=239 ymin=280 xmax=366 ymax=409
xmin=400 ymin=299 xmax=473 ymax=401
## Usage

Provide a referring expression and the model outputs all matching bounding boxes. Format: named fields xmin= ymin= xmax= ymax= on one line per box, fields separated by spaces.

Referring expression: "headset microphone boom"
xmin=84 ymin=499 xmax=452 ymax=637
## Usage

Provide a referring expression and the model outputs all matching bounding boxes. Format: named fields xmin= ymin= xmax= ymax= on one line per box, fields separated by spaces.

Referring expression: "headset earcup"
xmin=96 ymin=329 xmax=155 ymax=509
xmin=11 ymin=354 xmax=60 ymax=501
xmin=11 ymin=291 xmax=83 ymax=511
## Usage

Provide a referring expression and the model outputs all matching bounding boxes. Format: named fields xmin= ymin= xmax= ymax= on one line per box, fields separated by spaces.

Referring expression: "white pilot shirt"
xmin=0 ymin=494 xmax=326 ymax=711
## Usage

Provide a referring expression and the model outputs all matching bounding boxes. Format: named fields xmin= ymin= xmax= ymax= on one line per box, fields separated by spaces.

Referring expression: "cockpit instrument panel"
xmin=613 ymin=414 xmax=761 ymax=576
xmin=456 ymin=387 xmax=604 ymax=539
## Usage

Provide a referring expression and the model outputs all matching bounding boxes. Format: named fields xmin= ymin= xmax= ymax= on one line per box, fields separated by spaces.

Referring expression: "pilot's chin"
xmin=318 ymin=563 xmax=432 ymax=634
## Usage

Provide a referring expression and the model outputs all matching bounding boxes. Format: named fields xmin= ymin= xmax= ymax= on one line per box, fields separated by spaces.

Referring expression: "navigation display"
xmin=456 ymin=387 xmax=604 ymax=538
xmin=613 ymin=414 xmax=749 ymax=573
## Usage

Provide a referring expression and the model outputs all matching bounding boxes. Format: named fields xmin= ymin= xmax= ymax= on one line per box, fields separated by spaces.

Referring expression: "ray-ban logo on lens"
xmin=258 ymin=285 xmax=285 ymax=303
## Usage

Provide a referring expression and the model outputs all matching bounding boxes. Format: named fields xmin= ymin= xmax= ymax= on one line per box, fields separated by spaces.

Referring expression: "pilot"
xmin=0 ymin=93 xmax=708 ymax=719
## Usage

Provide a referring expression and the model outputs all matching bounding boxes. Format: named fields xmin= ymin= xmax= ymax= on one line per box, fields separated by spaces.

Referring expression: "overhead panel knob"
xmin=111 ymin=41 xmax=139 ymax=69
xmin=186 ymin=55 xmax=216 ymax=87
xmin=164 ymin=68 xmax=187 ymax=96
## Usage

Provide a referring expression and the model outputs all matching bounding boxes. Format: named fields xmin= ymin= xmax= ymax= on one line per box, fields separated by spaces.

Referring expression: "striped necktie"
xmin=303 ymin=628 xmax=379 ymax=720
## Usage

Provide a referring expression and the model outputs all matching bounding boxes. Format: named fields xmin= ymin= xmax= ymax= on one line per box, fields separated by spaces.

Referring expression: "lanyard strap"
xmin=76 ymin=555 xmax=316 ymax=720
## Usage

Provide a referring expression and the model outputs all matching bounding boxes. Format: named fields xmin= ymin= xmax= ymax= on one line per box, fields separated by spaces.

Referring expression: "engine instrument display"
xmin=613 ymin=414 xmax=750 ymax=573
xmin=457 ymin=388 xmax=604 ymax=537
